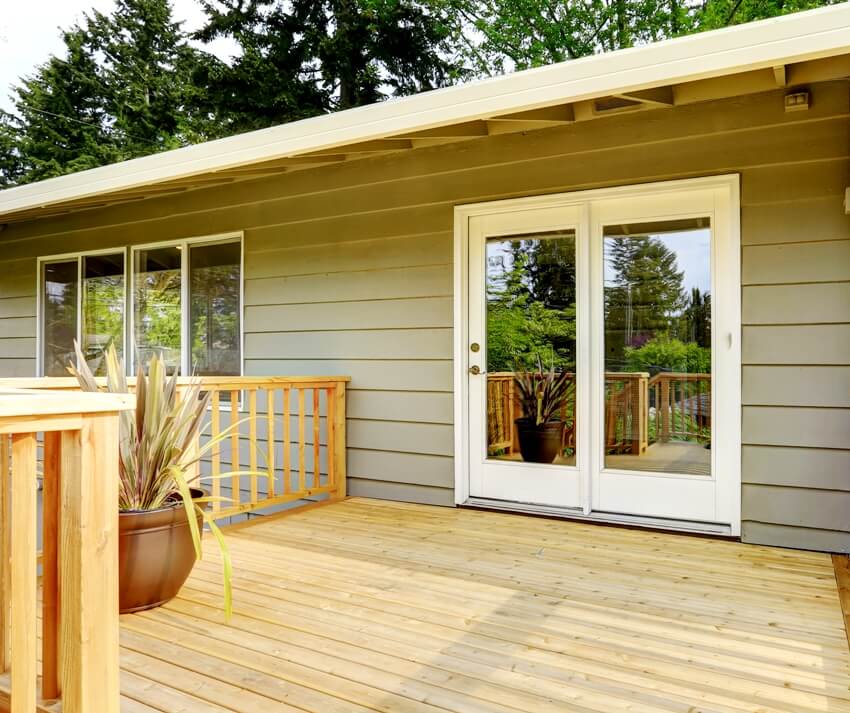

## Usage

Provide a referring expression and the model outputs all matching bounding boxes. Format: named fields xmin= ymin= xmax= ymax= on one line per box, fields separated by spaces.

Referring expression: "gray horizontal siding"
xmin=742 ymin=366 xmax=850 ymax=407
xmin=742 ymin=446 xmax=850 ymax=491
xmin=0 ymin=81 xmax=847 ymax=529
xmin=743 ymin=324 xmax=850 ymax=364
xmin=742 ymin=522 xmax=850 ymax=553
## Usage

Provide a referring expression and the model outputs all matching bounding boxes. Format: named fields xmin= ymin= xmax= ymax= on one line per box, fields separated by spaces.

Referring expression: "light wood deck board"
xmin=4 ymin=498 xmax=849 ymax=712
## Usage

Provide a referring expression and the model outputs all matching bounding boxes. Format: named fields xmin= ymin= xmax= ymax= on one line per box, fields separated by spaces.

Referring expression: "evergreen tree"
xmin=1 ymin=0 xmax=212 ymax=186
xmin=194 ymin=0 xmax=463 ymax=135
xmin=2 ymin=26 xmax=119 ymax=185
xmin=604 ymin=236 xmax=685 ymax=366
xmin=678 ymin=286 xmax=711 ymax=347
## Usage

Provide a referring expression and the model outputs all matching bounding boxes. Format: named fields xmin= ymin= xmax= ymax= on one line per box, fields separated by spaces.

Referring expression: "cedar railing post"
xmin=60 ymin=412 xmax=121 ymax=713
xmin=332 ymin=382 xmax=347 ymax=499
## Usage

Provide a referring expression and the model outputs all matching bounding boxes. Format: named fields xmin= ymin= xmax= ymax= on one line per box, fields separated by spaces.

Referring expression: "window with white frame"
xmin=39 ymin=235 xmax=242 ymax=377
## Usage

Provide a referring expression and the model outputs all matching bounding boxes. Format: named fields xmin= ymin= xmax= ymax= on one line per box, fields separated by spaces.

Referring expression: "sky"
xmin=0 ymin=0 xmax=236 ymax=113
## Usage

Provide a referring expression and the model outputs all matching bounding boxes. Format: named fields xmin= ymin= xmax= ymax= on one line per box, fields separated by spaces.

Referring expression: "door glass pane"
xmin=485 ymin=230 xmax=577 ymax=465
xmin=134 ymin=246 xmax=182 ymax=373
xmin=42 ymin=260 xmax=78 ymax=377
xmin=82 ymin=252 xmax=124 ymax=375
xmin=190 ymin=241 xmax=241 ymax=376
xmin=603 ymin=218 xmax=711 ymax=476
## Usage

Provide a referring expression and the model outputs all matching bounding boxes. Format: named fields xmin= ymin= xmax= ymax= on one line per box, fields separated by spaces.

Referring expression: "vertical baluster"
xmin=249 ymin=389 xmax=258 ymax=506
xmin=211 ymin=391 xmax=221 ymax=514
xmin=692 ymin=380 xmax=698 ymax=438
xmin=298 ymin=389 xmax=306 ymax=492
xmin=697 ymin=379 xmax=703 ymax=438
xmin=230 ymin=390 xmax=240 ymax=509
xmin=326 ymin=387 xmax=336 ymax=492
xmin=0 ymin=435 xmax=10 ymax=673
xmin=11 ymin=432 xmax=37 ymax=713
xmin=313 ymin=389 xmax=321 ymax=489
xmin=267 ymin=388 xmax=276 ymax=498
xmin=42 ymin=431 xmax=62 ymax=700
xmin=283 ymin=387 xmax=291 ymax=494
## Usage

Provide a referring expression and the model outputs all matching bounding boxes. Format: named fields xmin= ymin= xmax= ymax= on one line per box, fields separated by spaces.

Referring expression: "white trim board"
xmin=453 ymin=175 xmax=742 ymax=533
xmin=1 ymin=4 xmax=849 ymax=219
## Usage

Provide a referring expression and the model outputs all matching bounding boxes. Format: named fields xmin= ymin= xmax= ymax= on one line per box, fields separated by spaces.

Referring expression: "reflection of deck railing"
xmin=487 ymin=371 xmax=711 ymax=457
xmin=648 ymin=372 xmax=711 ymax=443
xmin=605 ymin=373 xmax=649 ymax=455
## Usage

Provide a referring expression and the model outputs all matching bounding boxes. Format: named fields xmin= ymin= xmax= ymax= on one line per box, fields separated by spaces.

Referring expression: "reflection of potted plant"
xmin=514 ymin=357 xmax=575 ymax=463
xmin=69 ymin=343 xmax=234 ymax=616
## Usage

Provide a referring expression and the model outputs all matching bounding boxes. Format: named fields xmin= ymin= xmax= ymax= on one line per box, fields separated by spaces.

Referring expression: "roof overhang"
xmin=2 ymin=3 xmax=850 ymax=224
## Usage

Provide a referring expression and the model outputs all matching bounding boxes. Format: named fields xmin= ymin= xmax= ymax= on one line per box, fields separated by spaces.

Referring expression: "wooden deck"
xmin=30 ymin=498 xmax=850 ymax=712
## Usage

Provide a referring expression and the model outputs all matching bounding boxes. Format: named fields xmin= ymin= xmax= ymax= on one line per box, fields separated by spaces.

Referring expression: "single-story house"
xmin=0 ymin=4 xmax=848 ymax=552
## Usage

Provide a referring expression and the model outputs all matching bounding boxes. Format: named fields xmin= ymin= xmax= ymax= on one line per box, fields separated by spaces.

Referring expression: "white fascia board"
xmin=1 ymin=2 xmax=850 ymax=219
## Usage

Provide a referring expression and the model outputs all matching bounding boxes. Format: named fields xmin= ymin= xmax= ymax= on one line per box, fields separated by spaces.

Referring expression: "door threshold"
xmin=464 ymin=497 xmax=734 ymax=536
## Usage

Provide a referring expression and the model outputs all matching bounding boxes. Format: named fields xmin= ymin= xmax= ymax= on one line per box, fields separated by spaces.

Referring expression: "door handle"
xmin=469 ymin=365 xmax=483 ymax=375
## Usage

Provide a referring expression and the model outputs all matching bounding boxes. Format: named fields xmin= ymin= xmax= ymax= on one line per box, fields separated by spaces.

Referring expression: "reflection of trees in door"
xmin=485 ymin=232 xmax=578 ymax=463
xmin=603 ymin=221 xmax=712 ymax=476
xmin=486 ymin=233 xmax=577 ymax=372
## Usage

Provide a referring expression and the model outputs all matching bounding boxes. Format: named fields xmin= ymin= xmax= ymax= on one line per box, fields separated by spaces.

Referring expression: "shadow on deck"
xmin=17 ymin=498 xmax=850 ymax=711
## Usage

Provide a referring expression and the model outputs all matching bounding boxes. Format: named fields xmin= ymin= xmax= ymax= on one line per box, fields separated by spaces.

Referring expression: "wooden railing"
xmin=648 ymin=372 xmax=711 ymax=443
xmin=0 ymin=387 xmax=133 ymax=713
xmin=0 ymin=376 xmax=350 ymax=521
xmin=196 ymin=377 xmax=349 ymax=520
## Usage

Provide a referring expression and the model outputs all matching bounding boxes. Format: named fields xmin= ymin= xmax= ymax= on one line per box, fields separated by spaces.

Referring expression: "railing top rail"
xmin=0 ymin=387 xmax=134 ymax=419
xmin=0 ymin=375 xmax=351 ymax=391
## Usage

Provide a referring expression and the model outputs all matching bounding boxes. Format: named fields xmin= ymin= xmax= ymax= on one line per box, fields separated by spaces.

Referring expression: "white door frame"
xmin=453 ymin=175 xmax=741 ymax=534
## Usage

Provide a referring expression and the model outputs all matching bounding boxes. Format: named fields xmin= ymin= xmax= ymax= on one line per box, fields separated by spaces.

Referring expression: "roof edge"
xmin=2 ymin=3 xmax=850 ymax=220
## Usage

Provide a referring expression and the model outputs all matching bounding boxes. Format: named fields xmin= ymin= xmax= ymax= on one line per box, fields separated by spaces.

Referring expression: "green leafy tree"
xmin=624 ymin=336 xmax=711 ymax=375
xmin=486 ymin=240 xmax=577 ymax=372
xmin=449 ymin=0 xmax=840 ymax=76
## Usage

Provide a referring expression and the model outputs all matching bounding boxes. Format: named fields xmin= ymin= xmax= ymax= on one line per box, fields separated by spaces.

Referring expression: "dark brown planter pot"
xmin=515 ymin=418 xmax=565 ymax=464
xmin=118 ymin=488 xmax=207 ymax=614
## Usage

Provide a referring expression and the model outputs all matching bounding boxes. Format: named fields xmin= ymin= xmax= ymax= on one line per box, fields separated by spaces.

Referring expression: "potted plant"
xmin=514 ymin=357 xmax=575 ymax=463
xmin=69 ymin=343 xmax=234 ymax=616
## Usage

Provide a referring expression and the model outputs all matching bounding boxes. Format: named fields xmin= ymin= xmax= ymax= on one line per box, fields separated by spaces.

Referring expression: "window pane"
xmin=42 ymin=260 xmax=78 ymax=377
xmin=190 ymin=241 xmax=241 ymax=376
xmin=485 ymin=231 xmax=577 ymax=465
xmin=82 ymin=253 xmax=124 ymax=375
xmin=134 ymin=246 xmax=182 ymax=373
xmin=603 ymin=218 xmax=712 ymax=476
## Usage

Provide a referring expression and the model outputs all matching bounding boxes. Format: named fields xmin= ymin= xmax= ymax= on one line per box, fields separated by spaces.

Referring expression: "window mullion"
xmin=76 ymin=256 xmax=82 ymax=370
xmin=181 ymin=241 xmax=190 ymax=377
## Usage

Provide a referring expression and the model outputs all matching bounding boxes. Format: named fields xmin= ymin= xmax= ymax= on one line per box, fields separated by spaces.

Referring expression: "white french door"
xmin=457 ymin=176 xmax=741 ymax=532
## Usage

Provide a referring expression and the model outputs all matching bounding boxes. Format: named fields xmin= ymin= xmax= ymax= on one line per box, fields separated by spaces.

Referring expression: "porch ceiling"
xmin=8 ymin=497 xmax=848 ymax=712
xmin=1 ymin=4 xmax=850 ymax=226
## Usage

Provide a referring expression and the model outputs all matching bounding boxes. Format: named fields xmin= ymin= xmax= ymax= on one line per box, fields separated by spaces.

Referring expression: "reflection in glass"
xmin=190 ymin=241 xmax=241 ymax=376
xmin=603 ymin=218 xmax=711 ymax=476
xmin=82 ymin=253 xmax=124 ymax=375
xmin=485 ymin=231 xmax=577 ymax=465
xmin=134 ymin=246 xmax=182 ymax=373
xmin=42 ymin=260 xmax=78 ymax=377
